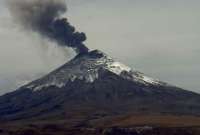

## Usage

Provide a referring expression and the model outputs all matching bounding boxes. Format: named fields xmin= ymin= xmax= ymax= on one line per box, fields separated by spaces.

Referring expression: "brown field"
xmin=93 ymin=115 xmax=200 ymax=128
xmin=1 ymin=115 xmax=200 ymax=135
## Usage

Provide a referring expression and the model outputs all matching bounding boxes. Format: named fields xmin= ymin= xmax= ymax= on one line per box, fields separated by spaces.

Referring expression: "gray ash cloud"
xmin=7 ymin=0 xmax=89 ymax=54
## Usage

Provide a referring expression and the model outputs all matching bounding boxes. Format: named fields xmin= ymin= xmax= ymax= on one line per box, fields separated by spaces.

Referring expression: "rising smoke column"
xmin=7 ymin=0 xmax=89 ymax=54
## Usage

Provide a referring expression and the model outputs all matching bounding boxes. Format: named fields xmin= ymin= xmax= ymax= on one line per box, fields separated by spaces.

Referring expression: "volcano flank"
xmin=0 ymin=50 xmax=200 ymax=122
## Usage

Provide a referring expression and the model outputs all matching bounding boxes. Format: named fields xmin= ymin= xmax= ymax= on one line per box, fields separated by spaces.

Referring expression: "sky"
xmin=0 ymin=0 xmax=200 ymax=95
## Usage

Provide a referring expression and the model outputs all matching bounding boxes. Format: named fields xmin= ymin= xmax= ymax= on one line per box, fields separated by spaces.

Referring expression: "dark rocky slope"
xmin=0 ymin=50 xmax=200 ymax=122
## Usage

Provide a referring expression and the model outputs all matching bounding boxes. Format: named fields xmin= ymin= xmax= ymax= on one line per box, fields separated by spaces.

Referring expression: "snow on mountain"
xmin=1 ymin=50 xmax=200 ymax=122
xmin=24 ymin=50 xmax=165 ymax=91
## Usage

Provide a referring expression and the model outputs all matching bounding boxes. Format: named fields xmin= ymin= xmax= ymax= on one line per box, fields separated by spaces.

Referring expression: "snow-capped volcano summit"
xmin=0 ymin=50 xmax=200 ymax=121
xmin=25 ymin=50 xmax=164 ymax=91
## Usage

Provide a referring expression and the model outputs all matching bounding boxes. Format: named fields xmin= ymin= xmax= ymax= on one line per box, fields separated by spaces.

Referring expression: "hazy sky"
xmin=0 ymin=0 xmax=200 ymax=95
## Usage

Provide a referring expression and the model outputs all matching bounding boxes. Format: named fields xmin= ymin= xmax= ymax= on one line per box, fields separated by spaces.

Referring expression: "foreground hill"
xmin=1 ymin=116 xmax=200 ymax=135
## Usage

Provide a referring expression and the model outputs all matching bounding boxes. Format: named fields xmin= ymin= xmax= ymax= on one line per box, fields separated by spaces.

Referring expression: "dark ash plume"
xmin=7 ymin=0 xmax=89 ymax=54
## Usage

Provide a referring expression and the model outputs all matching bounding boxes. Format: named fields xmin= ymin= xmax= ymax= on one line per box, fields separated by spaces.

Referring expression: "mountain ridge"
xmin=0 ymin=50 xmax=200 ymax=122
xmin=23 ymin=50 xmax=168 ymax=92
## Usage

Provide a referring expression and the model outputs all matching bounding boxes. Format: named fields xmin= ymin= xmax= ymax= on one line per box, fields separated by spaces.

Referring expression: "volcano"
xmin=0 ymin=50 xmax=200 ymax=124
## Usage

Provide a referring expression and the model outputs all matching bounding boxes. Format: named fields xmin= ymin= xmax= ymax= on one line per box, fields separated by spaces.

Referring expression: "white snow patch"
xmin=86 ymin=74 xmax=98 ymax=83
xmin=24 ymin=50 xmax=165 ymax=92
xmin=107 ymin=62 xmax=131 ymax=75
xmin=141 ymin=75 xmax=161 ymax=85
xmin=142 ymin=76 xmax=156 ymax=84
xmin=33 ymin=81 xmax=66 ymax=91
